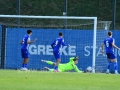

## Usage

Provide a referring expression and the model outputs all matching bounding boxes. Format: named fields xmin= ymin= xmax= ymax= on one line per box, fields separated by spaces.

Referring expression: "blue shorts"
xmin=53 ymin=50 xmax=60 ymax=60
xmin=21 ymin=49 xmax=29 ymax=58
xmin=106 ymin=53 xmax=116 ymax=59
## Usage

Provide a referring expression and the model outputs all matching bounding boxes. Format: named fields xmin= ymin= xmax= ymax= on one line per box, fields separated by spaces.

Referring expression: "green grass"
xmin=0 ymin=70 xmax=120 ymax=90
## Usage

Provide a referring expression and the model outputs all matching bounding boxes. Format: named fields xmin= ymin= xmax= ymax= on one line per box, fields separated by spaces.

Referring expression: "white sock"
xmin=115 ymin=70 xmax=118 ymax=73
xmin=107 ymin=69 xmax=109 ymax=72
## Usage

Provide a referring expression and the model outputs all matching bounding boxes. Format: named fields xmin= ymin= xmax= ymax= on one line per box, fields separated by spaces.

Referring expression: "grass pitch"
xmin=0 ymin=70 xmax=120 ymax=90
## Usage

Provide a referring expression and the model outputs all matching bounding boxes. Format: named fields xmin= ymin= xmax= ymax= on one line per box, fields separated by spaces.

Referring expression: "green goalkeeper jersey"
xmin=47 ymin=57 xmax=82 ymax=73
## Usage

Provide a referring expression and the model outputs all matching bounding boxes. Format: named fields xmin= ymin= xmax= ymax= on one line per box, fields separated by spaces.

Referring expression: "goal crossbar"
xmin=0 ymin=15 xmax=97 ymax=20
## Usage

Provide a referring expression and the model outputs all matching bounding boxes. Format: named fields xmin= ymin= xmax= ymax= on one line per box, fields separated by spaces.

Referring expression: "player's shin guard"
xmin=22 ymin=64 xmax=25 ymax=68
xmin=24 ymin=64 xmax=28 ymax=68
xmin=106 ymin=62 xmax=112 ymax=73
xmin=107 ymin=62 xmax=112 ymax=70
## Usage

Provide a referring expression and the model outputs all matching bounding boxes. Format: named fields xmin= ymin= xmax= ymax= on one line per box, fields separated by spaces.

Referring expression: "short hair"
xmin=59 ymin=32 xmax=63 ymax=36
xmin=27 ymin=30 xmax=32 ymax=34
xmin=73 ymin=56 xmax=79 ymax=61
xmin=108 ymin=31 xmax=112 ymax=36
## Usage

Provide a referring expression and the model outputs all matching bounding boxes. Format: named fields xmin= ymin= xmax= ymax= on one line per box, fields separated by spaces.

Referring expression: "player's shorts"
xmin=21 ymin=49 xmax=29 ymax=58
xmin=106 ymin=53 xmax=116 ymax=59
xmin=53 ymin=50 xmax=60 ymax=60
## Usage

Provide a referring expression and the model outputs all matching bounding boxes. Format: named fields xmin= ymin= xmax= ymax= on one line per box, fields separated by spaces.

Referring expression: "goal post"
xmin=0 ymin=15 xmax=97 ymax=73
xmin=93 ymin=17 xmax=97 ymax=73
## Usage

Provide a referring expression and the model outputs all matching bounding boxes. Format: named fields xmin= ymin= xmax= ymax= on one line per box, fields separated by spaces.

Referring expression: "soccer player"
xmin=41 ymin=56 xmax=83 ymax=73
xmin=101 ymin=31 xmax=120 ymax=74
xmin=20 ymin=30 xmax=37 ymax=70
xmin=51 ymin=32 xmax=70 ymax=72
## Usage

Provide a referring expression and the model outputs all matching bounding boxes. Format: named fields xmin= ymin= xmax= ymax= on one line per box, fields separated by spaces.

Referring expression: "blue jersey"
xmin=51 ymin=37 xmax=68 ymax=51
xmin=104 ymin=37 xmax=114 ymax=53
xmin=21 ymin=35 xmax=30 ymax=49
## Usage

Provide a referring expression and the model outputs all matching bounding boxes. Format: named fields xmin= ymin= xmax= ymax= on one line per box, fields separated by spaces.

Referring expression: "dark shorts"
xmin=53 ymin=50 xmax=60 ymax=60
xmin=21 ymin=49 xmax=29 ymax=58
xmin=106 ymin=53 xmax=116 ymax=59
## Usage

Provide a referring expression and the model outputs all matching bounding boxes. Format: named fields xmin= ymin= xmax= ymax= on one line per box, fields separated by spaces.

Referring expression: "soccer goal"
xmin=0 ymin=15 xmax=110 ymax=73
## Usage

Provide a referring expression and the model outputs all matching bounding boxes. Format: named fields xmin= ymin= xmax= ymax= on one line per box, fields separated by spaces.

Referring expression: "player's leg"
xmin=110 ymin=53 xmax=118 ymax=74
xmin=21 ymin=49 xmax=25 ymax=69
xmin=44 ymin=67 xmax=55 ymax=72
xmin=23 ymin=58 xmax=29 ymax=68
xmin=113 ymin=59 xmax=118 ymax=74
xmin=53 ymin=51 xmax=61 ymax=72
xmin=41 ymin=60 xmax=56 ymax=66
xmin=106 ymin=60 xmax=112 ymax=74
xmin=21 ymin=58 xmax=29 ymax=70
xmin=21 ymin=49 xmax=29 ymax=70
xmin=54 ymin=58 xmax=61 ymax=70
xmin=106 ymin=53 xmax=112 ymax=74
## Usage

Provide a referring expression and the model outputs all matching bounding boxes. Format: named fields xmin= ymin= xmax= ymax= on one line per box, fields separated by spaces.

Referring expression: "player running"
xmin=20 ymin=30 xmax=37 ymax=70
xmin=101 ymin=31 xmax=120 ymax=74
xmin=41 ymin=56 xmax=83 ymax=73
xmin=51 ymin=32 xmax=70 ymax=72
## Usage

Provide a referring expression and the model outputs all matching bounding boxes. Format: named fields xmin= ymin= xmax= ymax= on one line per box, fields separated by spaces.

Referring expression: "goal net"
xmin=0 ymin=15 xmax=111 ymax=73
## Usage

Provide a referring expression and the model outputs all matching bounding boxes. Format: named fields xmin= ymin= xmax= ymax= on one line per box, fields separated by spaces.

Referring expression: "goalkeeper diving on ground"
xmin=41 ymin=56 xmax=83 ymax=73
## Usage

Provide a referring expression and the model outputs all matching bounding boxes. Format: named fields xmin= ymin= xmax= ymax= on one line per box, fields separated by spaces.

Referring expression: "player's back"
xmin=104 ymin=37 xmax=114 ymax=53
xmin=59 ymin=61 xmax=75 ymax=72
xmin=59 ymin=57 xmax=75 ymax=71
xmin=53 ymin=38 xmax=63 ymax=51
xmin=21 ymin=35 xmax=29 ymax=49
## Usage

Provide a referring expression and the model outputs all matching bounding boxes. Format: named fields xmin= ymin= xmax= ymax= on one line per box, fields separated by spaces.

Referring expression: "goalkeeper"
xmin=41 ymin=56 xmax=82 ymax=73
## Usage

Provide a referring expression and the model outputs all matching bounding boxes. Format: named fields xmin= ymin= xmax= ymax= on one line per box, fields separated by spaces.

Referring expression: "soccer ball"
xmin=86 ymin=66 xmax=92 ymax=72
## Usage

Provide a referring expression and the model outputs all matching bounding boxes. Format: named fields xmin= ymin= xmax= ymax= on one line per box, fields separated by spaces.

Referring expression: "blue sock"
xmin=107 ymin=62 xmax=111 ymax=69
xmin=114 ymin=62 xmax=118 ymax=70
xmin=54 ymin=66 xmax=58 ymax=70
xmin=22 ymin=64 xmax=25 ymax=68
xmin=24 ymin=64 xmax=27 ymax=68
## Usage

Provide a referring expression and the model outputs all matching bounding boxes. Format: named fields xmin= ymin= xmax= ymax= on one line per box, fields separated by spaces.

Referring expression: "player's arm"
xmin=51 ymin=40 xmax=56 ymax=49
xmin=101 ymin=43 xmax=104 ymax=54
xmin=20 ymin=40 xmax=23 ymax=45
xmin=61 ymin=39 xmax=70 ymax=46
xmin=27 ymin=38 xmax=37 ymax=44
xmin=111 ymin=38 xmax=120 ymax=50
xmin=73 ymin=64 xmax=82 ymax=73
xmin=112 ymin=43 xmax=120 ymax=50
